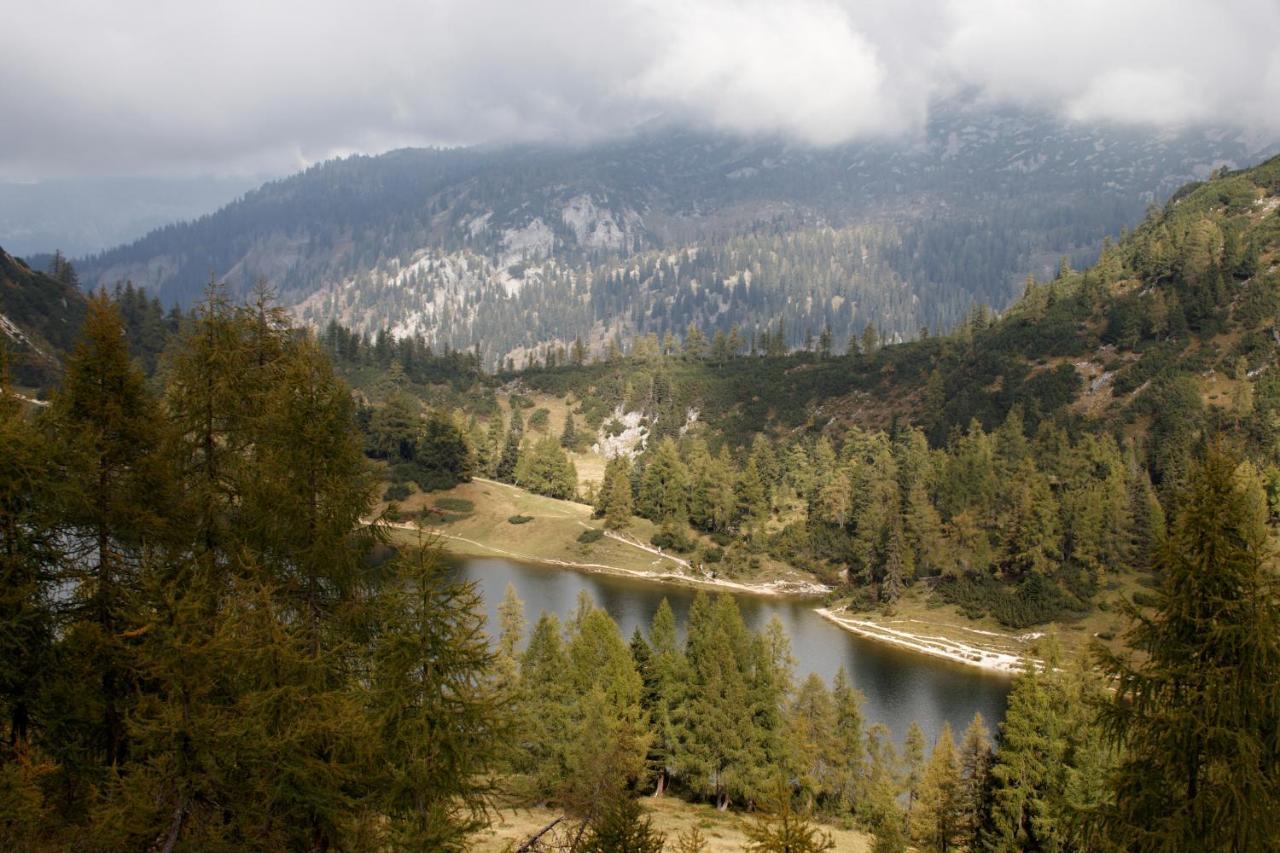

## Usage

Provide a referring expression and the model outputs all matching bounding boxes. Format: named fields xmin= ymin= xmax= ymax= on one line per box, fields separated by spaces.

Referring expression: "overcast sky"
xmin=2 ymin=0 xmax=1278 ymax=180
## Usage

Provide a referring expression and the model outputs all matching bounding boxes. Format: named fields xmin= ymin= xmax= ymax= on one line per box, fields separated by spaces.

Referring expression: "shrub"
xmin=434 ymin=497 xmax=475 ymax=513
xmin=528 ymin=408 xmax=550 ymax=431
xmin=651 ymin=529 xmax=695 ymax=553
xmin=701 ymin=546 xmax=724 ymax=563
xmin=1131 ymin=590 xmax=1160 ymax=609
xmin=577 ymin=528 xmax=604 ymax=544
xmin=508 ymin=514 xmax=534 ymax=525
xmin=383 ymin=482 xmax=411 ymax=501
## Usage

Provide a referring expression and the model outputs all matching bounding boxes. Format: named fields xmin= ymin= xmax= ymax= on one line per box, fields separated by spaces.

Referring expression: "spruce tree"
xmin=597 ymin=456 xmax=634 ymax=529
xmin=560 ymin=412 xmax=577 ymax=449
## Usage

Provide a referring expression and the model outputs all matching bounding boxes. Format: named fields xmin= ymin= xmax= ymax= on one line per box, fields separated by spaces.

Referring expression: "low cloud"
xmin=1 ymin=0 xmax=1276 ymax=178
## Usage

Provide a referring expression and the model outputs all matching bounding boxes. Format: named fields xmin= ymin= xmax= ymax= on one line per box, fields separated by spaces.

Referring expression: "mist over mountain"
xmin=75 ymin=100 xmax=1275 ymax=366
xmin=0 ymin=175 xmax=266 ymax=257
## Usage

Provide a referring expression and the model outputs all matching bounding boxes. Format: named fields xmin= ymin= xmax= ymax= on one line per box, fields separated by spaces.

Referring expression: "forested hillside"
xmin=3 ymin=284 xmax=1276 ymax=850
xmin=76 ymin=99 xmax=1274 ymax=366
xmin=345 ymin=153 xmax=1280 ymax=631
xmin=0 ymin=249 xmax=86 ymax=387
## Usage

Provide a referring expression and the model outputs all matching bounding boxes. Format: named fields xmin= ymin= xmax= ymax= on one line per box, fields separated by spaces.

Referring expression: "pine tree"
xmin=516 ymin=614 xmax=573 ymax=798
xmin=860 ymin=324 xmax=879 ymax=356
xmin=483 ymin=415 xmax=505 ymax=476
xmin=498 ymin=582 xmax=526 ymax=660
xmin=1095 ymin=445 xmax=1280 ymax=849
xmin=673 ymin=824 xmax=709 ymax=852
xmin=980 ymin=653 xmax=1072 ymax=852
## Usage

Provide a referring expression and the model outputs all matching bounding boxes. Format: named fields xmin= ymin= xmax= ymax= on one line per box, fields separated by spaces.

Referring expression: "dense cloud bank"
xmin=2 ymin=0 xmax=1277 ymax=178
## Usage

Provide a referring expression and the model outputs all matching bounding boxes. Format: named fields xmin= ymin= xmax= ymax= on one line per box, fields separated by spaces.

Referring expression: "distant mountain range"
xmin=73 ymin=99 xmax=1278 ymax=367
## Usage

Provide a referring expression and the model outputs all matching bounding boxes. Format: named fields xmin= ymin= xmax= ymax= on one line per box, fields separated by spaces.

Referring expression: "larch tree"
xmin=1095 ymin=445 xmax=1280 ymax=850
xmin=911 ymin=723 xmax=962 ymax=852
xmin=45 ymin=293 xmax=170 ymax=775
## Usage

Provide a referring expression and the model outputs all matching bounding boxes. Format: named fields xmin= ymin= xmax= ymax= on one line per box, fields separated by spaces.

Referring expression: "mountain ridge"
xmin=77 ymin=101 xmax=1278 ymax=366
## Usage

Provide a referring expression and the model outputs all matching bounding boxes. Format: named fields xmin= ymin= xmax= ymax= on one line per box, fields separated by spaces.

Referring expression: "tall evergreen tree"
xmin=1095 ymin=445 xmax=1280 ymax=850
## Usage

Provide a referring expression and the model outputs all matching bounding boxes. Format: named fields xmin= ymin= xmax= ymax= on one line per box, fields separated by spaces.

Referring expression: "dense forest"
xmin=349 ymin=154 xmax=1280 ymax=631
xmin=3 ymin=287 xmax=1277 ymax=849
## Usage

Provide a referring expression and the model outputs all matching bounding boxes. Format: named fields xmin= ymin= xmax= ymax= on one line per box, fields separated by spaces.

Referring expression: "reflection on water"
xmin=449 ymin=557 xmax=1011 ymax=747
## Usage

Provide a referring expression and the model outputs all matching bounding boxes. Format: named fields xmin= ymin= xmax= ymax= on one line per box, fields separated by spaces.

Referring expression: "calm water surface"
xmin=449 ymin=557 xmax=1010 ymax=747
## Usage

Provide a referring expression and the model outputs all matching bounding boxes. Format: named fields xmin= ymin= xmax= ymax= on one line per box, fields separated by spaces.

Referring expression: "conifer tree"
xmin=496 ymin=407 xmax=523 ymax=482
xmin=830 ymin=667 xmax=866 ymax=814
xmin=516 ymin=614 xmax=573 ymax=798
xmin=911 ymin=723 xmax=962 ymax=852
xmin=957 ymin=713 xmax=993 ymax=844
xmin=743 ymin=777 xmax=835 ymax=852
xmin=980 ymin=652 xmax=1072 ymax=852
xmin=46 ymin=293 xmax=169 ymax=773
xmin=902 ymin=721 xmax=926 ymax=818
xmin=483 ymin=415 xmax=505 ymax=476
xmin=560 ymin=411 xmax=577 ymax=449
xmin=644 ymin=599 xmax=687 ymax=796
xmin=596 ymin=456 xmax=634 ymax=529
xmin=1095 ymin=445 xmax=1280 ymax=849
xmin=638 ymin=437 xmax=689 ymax=523
xmin=787 ymin=674 xmax=837 ymax=809
xmin=0 ymin=350 xmax=58 ymax=837
xmin=368 ymin=545 xmax=505 ymax=849
xmin=580 ymin=793 xmax=665 ymax=853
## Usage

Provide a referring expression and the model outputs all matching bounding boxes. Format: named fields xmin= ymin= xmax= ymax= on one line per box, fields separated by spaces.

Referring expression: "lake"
xmin=449 ymin=556 xmax=1011 ymax=748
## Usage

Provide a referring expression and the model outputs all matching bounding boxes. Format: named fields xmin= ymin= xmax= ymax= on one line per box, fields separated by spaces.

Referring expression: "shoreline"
xmin=375 ymin=514 xmax=1033 ymax=675
xmin=815 ymin=607 xmax=1029 ymax=675
xmin=383 ymin=518 xmax=833 ymax=599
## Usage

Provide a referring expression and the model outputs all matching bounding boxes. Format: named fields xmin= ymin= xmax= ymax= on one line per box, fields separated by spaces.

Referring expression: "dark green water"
xmin=449 ymin=557 xmax=1011 ymax=747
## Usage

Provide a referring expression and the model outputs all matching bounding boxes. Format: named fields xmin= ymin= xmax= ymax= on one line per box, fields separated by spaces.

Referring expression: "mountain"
xmin=78 ymin=99 xmax=1277 ymax=367
xmin=512 ymin=151 xmax=1280 ymax=452
xmin=0 ymin=248 xmax=87 ymax=388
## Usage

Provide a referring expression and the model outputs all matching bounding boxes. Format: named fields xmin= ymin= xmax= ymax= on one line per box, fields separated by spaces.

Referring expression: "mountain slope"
xmin=0 ymin=248 xmax=87 ymax=388
xmin=79 ymin=100 xmax=1276 ymax=366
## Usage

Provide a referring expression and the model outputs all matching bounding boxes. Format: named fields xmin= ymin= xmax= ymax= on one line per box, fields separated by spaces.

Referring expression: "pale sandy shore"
xmin=816 ymin=607 xmax=1032 ymax=674
xmin=375 ymin=516 xmax=1032 ymax=672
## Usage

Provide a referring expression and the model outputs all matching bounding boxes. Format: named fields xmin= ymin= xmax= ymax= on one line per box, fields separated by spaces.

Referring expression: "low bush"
xmin=383 ymin=482 xmax=411 ymax=502
xmin=508 ymin=514 xmax=534 ymax=525
xmin=577 ymin=528 xmax=604 ymax=544
xmin=434 ymin=497 xmax=475 ymax=513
